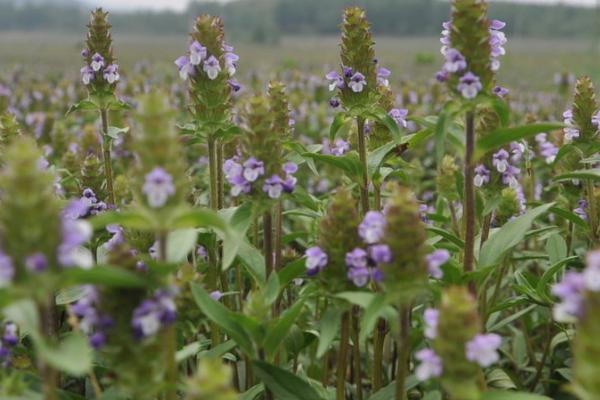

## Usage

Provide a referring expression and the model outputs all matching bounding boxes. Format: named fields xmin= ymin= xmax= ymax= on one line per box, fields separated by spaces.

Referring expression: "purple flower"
xmin=230 ymin=174 xmax=251 ymax=197
xmin=242 ymin=157 xmax=265 ymax=182
xmin=326 ymin=71 xmax=345 ymax=91
xmin=89 ymin=331 xmax=106 ymax=349
xmin=552 ymin=271 xmax=585 ymax=322
xmin=189 ymin=41 xmax=207 ymax=66
xmin=492 ymin=149 xmax=510 ymax=173
xmin=347 ymin=266 xmax=370 ymax=287
xmin=281 ymin=174 xmax=297 ymax=193
xmin=196 ymin=245 xmax=208 ymax=262
xmin=80 ymin=66 xmax=94 ymax=85
xmin=90 ymin=53 xmax=105 ymax=72
xmin=329 ymin=97 xmax=341 ymax=108
xmin=342 ymin=66 xmax=354 ymax=78
xmin=349 ymin=72 xmax=366 ymax=93
xmin=358 ymin=211 xmax=386 ymax=244
xmin=369 ymin=244 xmax=392 ymax=264
xmin=435 ymin=70 xmax=449 ymax=83
xmin=443 ymin=48 xmax=467 ymax=73
xmin=465 ymin=333 xmax=502 ymax=367
xmin=502 ymin=165 xmax=521 ymax=188
xmin=493 ymin=85 xmax=509 ymax=97
xmin=203 ymin=56 xmax=221 ymax=80
xmin=3 ymin=323 xmax=18 ymax=346
xmin=457 ymin=72 xmax=482 ymax=99
xmin=389 ymin=108 xmax=408 ymax=128
xmin=104 ymin=224 xmax=125 ymax=251
xmin=263 ymin=175 xmax=284 ymax=199
xmin=305 ymin=246 xmax=328 ymax=275
xmin=376 ymin=66 xmax=391 ymax=87
xmin=224 ymin=52 xmax=239 ymax=76
xmin=210 ymin=290 xmax=223 ymax=301
xmin=283 ymin=162 xmax=298 ymax=175
xmin=330 ymin=138 xmax=350 ymax=156
xmin=423 ymin=308 xmax=439 ymax=339
xmin=584 ymin=250 xmax=600 ymax=291
xmin=345 ymin=247 xmax=368 ymax=269
xmin=0 ymin=251 xmax=15 ymax=288
xmin=574 ymin=199 xmax=588 ymax=221
xmin=474 ymin=164 xmax=490 ymax=187
xmin=132 ymin=287 xmax=177 ymax=339
xmin=143 ymin=167 xmax=175 ymax=208
xmin=490 ymin=19 xmax=506 ymax=30
xmin=103 ymin=64 xmax=120 ymax=84
xmin=426 ymin=249 xmax=449 ymax=279
xmin=415 ymin=348 xmax=443 ymax=381
xmin=228 ymin=79 xmax=242 ymax=92
xmin=592 ymin=111 xmax=600 ymax=128
xmin=224 ymin=158 xmax=243 ymax=180
xmin=25 ymin=252 xmax=48 ymax=273
xmin=58 ymin=211 xmax=93 ymax=269
xmin=175 ymin=56 xmax=195 ymax=81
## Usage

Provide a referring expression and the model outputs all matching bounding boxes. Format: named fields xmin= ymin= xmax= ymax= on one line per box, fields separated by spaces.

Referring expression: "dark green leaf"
xmin=476 ymin=123 xmax=565 ymax=158
xmin=252 ymin=360 xmax=325 ymax=400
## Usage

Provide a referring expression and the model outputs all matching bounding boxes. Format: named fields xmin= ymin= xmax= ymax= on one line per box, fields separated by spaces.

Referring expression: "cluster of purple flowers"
xmin=416 ymin=308 xmax=502 ymax=381
xmin=142 ymin=167 xmax=176 ymax=208
xmin=71 ymin=285 xmax=114 ymax=348
xmin=535 ymin=133 xmax=558 ymax=164
xmin=0 ymin=321 xmax=18 ymax=367
xmin=388 ymin=108 xmax=409 ymax=128
xmin=437 ymin=19 xmax=507 ymax=99
xmin=344 ymin=211 xmax=390 ymax=287
xmin=224 ymin=156 xmax=297 ymax=199
xmin=322 ymin=138 xmax=350 ymax=156
xmin=325 ymin=66 xmax=367 ymax=94
xmin=80 ymin=51 xmax=120 ymax=86
xmin=59 ymin=202 xmax=94 ymax=269
xmin=563 ymin=109 xmax=580 ymax=142
xmin=552 ymin=250 xmax=600 ymax=323
xmin=425 ymin=249 xmax=450 ymax=279
xmin=174 ymin=41 xmax=241 ymax=92
xmin=131 ymin=286 xmax=178 ymax=339
xmin=64 ymin=188 xmax=107 ymax=219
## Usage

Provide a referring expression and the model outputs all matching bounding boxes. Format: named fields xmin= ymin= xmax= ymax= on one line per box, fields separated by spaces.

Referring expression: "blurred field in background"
xmin=1 ymin=32 xmax=597 ymax=90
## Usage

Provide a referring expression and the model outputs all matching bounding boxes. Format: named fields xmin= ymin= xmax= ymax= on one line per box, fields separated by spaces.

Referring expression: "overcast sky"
xmin=82 ymin=0 xmax=597 ymax=12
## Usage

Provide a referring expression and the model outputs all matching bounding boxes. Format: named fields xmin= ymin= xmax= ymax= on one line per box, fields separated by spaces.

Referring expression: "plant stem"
xmin=207 ymin=136 xmax=219 ymax=211
xmin=207 ymin=135 xmax=221 ymax=345
xmin=39 ymin=299 xmax=58 ymax=400
xmin=394 ymin=306 xmax=410 ymax=400
xmin=463 ymin=111 xmax=476 ymax=295
xmin=586 ymin=178 xmax=598 ymax=241
xmin=374 ymin=182 xmax=381 ymax=210
xmin=100 ymin=109 xmax=115 ymax=205
xmin=351 ymin=306 xmax=363 ymax=400
xmin=263 ymin=211 xmax=273 ymax=276
xmin=337 ymin=312 xmax=350 ymax=400
xmin=356 ymin=117 xmax=370 ymax=215
xmin=480 ymin=213 xmax=492 ymax=250
xmin=372 ymin=318 xmax=386 ymax=391
xmin=158 ymin=232 xmax=178 ymax=400
xmin=217 ymin=141 xmax=225 ymax=209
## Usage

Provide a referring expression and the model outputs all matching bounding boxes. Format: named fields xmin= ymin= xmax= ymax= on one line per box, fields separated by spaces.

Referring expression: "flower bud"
xmin=571 ymin=76 xmax=598 ymax=145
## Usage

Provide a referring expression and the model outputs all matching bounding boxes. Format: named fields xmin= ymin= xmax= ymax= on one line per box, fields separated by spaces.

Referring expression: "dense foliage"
xmin=0 ymin=1 xmax=599 ymax=400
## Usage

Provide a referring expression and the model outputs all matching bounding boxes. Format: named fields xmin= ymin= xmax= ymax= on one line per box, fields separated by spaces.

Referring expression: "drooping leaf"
xmin=252 ymin=360 xmax=325 ymax=400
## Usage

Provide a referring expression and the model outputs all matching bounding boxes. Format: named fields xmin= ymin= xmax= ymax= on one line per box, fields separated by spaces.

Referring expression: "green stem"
xmin=351 ymin=306 xmax=363 ymax=400
xmin=372 ymin=318 xmax=386 ymax=391
xmin=356 ymin=117 xmax=370 ymax=215
xmin=585 ymin=178 xmax=598 ymax=241
xmin=158 ymin=232 xmax=178 ymax=400
xmin=337 ymin=312 xmax=350 ymax=400
xmin=263 ymin=211 xmax=273 ymax=276
xmin=463 ymin=111 xmax=476 ymax=295
xmin=217 ymin=141 xmax=225 ymax=209
xmin=39 ymin=299 xmax=58 ymax=400
xmin=100 ymin=108 xmax=115 ymax=205
xmin=394 ymin=306 xmax=410 ymax=400
xmin=208 ymin=136 xmax=218 ymax=211
xmin=207 ymin=135 xmax=220 ymax=345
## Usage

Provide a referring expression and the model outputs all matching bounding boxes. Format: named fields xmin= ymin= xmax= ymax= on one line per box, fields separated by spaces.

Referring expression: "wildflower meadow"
xmin=0 ymin=0 xmax=599 ymax=399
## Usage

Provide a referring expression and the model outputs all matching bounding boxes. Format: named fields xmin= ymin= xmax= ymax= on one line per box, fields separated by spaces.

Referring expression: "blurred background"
xmin=0 ymin=0 xmax=598 ymax=89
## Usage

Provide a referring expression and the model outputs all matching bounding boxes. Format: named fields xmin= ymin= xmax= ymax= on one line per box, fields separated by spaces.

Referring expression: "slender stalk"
xmin=480 ymin=213 xmax=492 ymax=250
xmin=273 ymin=200 xmax=283 ymax=319
xmin=374 ymin=183 xmax=381 ymax=210
xmin=356 ymin=117 xmax=370 ymax=215
xmin=585 ymin=178 xmax=598 ymax=241
xmin=529 ymin=323 xmax=551 ymax=391
xmin=372 ymin=319 xmax=386 ymax=391
xmin=100 ymin=109 xmax=115 ymax=205
xmin=337 ymin=312 xmax=351 ymax=400
xmin=217 ymin=141 xmax=225 ymax=209
xmin=263 ymin=211 xmax=273 ymax=276
xmin=207 ymin=136 xmax=219 ymax=211
xmin=351 ymin=306 xmax=363 ymax=400
xmin=207 ymin=135 xmax=221 ymax=345
xmin=448 ymin=200 xmax=461 ymax=238
xmin=39 ymin=300 xmax=58 ymax=400
xmin=394 ymin=306 xmax=410 ymax=400
xmin=463 ymin=111 xmax=476 ymax=295
xmin=158 ymin=232 xmax=178 ymax=400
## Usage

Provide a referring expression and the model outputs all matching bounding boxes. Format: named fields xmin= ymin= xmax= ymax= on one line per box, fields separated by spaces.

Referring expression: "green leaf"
xmin=190 ymin=283 xmax=254 ymax=356
xmin=554 ymin=168 xmax=600 ymax=182
xmin=536 ymin=256 xmax=579 ymax=302
xmin=62 ymin=265 xmax=148 ymax=288
xmin=329 ymin=112 xmax=349 ymax=141
xmin=66 ymin=99 xmax=98 ymax=115
xmin=367 ymin=142 xmax=397 ymax=178
xmin=278 ymin=258 xmax=306 ymax=289
xmin=365 ymin=109 xmax=402 ymax=144
xmin=359 ymin=293 xmax=386 ymax=343
xmin=480 ymin=391 xmax=551 ymax=400
xmin=166 ymin=228 xmax=198 ymax=263
xmin=199 ymin=339 xmax=236 ymax=360
xmin=35 ymin=333 xmax=92 ymax=376
xmin=486 ymin=305 xmax=536 ymax=332
xmin=239 ymin=384 xmax=264 ymax=400
xmin=550 ymin=206 xmax=588 ymax=228
xmin=175 ymin=341 xmax=207 ymax=363
xmin=479 ymin=203 xmax=554 ymax=268
xmin=105 ymin=126 xmax=129 ymax=140
xmin=90 ymin=210 xmax=153 ymax=231
xmin=237 ymin=240 xmax=266 ymax=284
xmin=106 ymin=97 xmax=132 ymax=111
xmin=475 ymin=123 xmax=564 ymax=158
xmin=263 ymin=299 xmax=305 ymax=356
xmin=302 ymin=152 xmax=364 ymax=182
xmin=316 ymin=307 xmax=342 ymax=358
xmin=545 ymin=234 xmax=567 ymax=266
xmin=252 ymin=360 xmax=325 ymax=400
xmin=171 ymin=208 xmax=228 ymax=232
xmin=56 ymin=286 xmax=87 ymax=305
xmin=264 ymin=273 xmax=280 ymax=305
xmin=3 ymin=299 xmax=39 ymax=335
xmin=369 ymin=376 xmax=419 ymax=400
xmin=435 ymin=103 xmax=453 ymax=165
xmin=426 ymin=226 xmax=464 ymax=248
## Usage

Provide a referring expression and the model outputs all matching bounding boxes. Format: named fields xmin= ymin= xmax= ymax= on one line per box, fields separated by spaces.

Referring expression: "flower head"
xmin=465 ymin=333 xmax=502 ymax=367
xmin=25 ymin=252 xmax=48 ymax=273
xmin=423 ymin=308 xmax=439 ymax=339
xmin=474 ymin=164 xmax=490 ymax=187
xmin=262 ymin=175 xmax=284 ymax=199
xmin=389 ymin=108 xmax=408 ymax=128
xmin=224 ymin=52 xmax=239 ymax=76
xmin=0 ymin=251 xmax=14 ymax=288
xmin=142 ymin=167 xmax=175 ymax=208
xmin=305 ymin=246 xmax=327 ymax=276
xmin=90 ymin=53 xmax=105 ymax=72
xmin=415 ymin=348 xmax=443 ymax=381
xmin=457 ymin=72 xmax=482 ymax=99
xmin=103 ymin=64 xmax=120 ymax=84
xmin=426 ymin=249 xmax=449 ymax=279
xmin=203 ymin=55 xmax=221 ymax=80
xmin=189 ymin=40 xmax=207 ymax=66
xmin=358 ymin=211 xmax=386 ymax=244
xmin=242 ymin=157 xmax=265 ymax=182
xmin=175 ymin=56 xmax=195 ymax=81
xmin=443 ymin=48 xmax=467 ymax=73
xmin=345 ymin=247 xmax=368 ymax=269
xmin=80 ymin=66 xmax=95 ymax=85
xmin=348 ymin=72 xmax=366 ymax=93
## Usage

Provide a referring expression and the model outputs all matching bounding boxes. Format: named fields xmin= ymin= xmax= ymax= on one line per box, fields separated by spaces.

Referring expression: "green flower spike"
xmin=572 ymin=291 xmax=600 ymax=400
